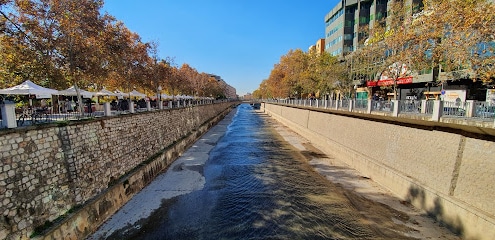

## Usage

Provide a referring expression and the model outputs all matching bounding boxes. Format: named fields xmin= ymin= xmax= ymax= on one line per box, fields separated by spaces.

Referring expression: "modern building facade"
xmin=325 ymin=0 xmax=420 ymax=58
xmin=309 ymin=38 xmax=326 ymax=54
xmin=324 ymin=0 xmax=490 ymax=102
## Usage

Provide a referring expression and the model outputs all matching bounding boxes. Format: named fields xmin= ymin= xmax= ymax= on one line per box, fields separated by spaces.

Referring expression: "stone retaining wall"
xmin=0 ymin=102 xmax=236 ymax=239
xmin=263 ymin=102 xmax=495 ymax=240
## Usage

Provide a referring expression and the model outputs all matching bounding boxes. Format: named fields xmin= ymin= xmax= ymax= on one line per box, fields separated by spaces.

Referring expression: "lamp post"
xmin=354 ymin=85 xmax=358 ymax=100
xmin=157 ymin=85 xmax=162 ymax=109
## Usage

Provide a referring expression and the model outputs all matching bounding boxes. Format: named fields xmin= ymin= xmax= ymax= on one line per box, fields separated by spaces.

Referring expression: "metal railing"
xmin=264 ymin=98 xmax=495 ymax=126
xmin=473 ymin=101 xmax=495 ymax=119
xmin=2 ymin=99 xmax=234 ymax=128
xmin=399 ymin=100 xmax=421 ymax=114
xmin=442 ymin=101 xmax=468 ymax=117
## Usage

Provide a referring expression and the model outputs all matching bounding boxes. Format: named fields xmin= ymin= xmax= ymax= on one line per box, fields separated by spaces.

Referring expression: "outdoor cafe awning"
xmin=0 ymin=80 xmax=59 ymax=98
xmin=58 ymin=86 xmax=94 ymax=98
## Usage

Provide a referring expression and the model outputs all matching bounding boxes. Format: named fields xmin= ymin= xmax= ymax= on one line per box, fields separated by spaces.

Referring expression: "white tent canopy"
xmin=114 ymin=90 xmax=126 ymax=99
xmin=58 ymin=86 xmax=94 ymax=98
xmin=129 ymin=90 xmax=146 ymax=98
xmin=93 ymin=88 xmax=117 ymax=97
xmin=0 ymin=80 xmax=58 ymax=98
xmin=114 ymin=90 xmax=147 ymax=99
xmin=176 ymin=94 xmax=194 ymax=99
xmin=160 ymin=93 xmax=172 ymax=99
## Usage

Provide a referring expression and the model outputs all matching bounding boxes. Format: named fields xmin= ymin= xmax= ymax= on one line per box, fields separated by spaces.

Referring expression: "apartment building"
xmin=324 ymin=0 xmax=490 ymax=102
xmin=309 ymin=38 xmax=326 ymax=54
xmin=324 ymin=0 xmax=421 ymax=58
xmin=209 ymin=74 xmax=237 ymax=99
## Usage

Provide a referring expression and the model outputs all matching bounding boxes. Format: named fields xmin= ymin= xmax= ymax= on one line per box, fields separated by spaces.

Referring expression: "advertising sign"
xmin=366 ymin=62 xmax=413 ymax=87
xmin=487 ymin=89 xmax=495 ymax=104
xmin=441 ymin=90 xmax=466 ymax=102
xmin=366 ymin=76 xmax=413 ymax=87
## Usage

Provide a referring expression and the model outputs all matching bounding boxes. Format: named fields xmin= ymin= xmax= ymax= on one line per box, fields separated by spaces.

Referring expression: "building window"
xmin=359 ymin=16 xmax=369 ymax=24
xmin=331 ymin=48 xmax=343 ymax=56
xmin=326 ymin=22 xmax=343 ymax=38
xmin=325 ymin=8 xmax=344 ymax=27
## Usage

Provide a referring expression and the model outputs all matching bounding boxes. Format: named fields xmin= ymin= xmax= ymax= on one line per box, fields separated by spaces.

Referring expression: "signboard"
xmin=367 ymin=62 xmax=413 ymax=87
xmin=487 ymin=89 xmax=495 ymax=104
xmin=366 ymin=76 xmax=413 ymax=87
xmin=440 ymin=90 xmax=466 ymax=102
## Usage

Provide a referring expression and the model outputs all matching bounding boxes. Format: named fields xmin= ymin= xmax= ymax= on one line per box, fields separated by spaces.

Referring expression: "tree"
xmin=165 ymin=65 xmax=182 ymax=99
xmin=255 ymin=48 xmax=348 ymax=99
xmin=408 ymin=0 xmax=495 ymax=85
xmin=0 ymin=0 xmax=231 ymax=99
xmin=177 ymin=63 xmax=196 ymax=95
xmin=313 ymin=51 xmax=346 ymax=99
xmin=373 ymin=0 xmax=495 ymax=90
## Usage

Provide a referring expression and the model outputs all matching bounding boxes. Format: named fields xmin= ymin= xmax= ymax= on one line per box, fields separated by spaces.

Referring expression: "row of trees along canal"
xmin=253 ymin=0 xmax=495 ymax=100
xmin=0 ymin=0 xmax=226 ymax=99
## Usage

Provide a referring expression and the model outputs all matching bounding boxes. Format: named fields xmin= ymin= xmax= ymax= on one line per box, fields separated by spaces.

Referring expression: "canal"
xmin=89 ymin=103 xmax=458 ymax=240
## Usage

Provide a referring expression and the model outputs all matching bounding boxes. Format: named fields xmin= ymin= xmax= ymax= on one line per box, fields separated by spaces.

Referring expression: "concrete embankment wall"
xmin=263 ymin=103 xmax=495 ymax=240
xmin=0 ymin=102 xmax=237 ymax=240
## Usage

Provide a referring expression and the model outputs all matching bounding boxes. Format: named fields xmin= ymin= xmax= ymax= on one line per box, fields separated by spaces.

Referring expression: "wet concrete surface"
xmin=88 ymin=103 xmax=460 ymax=240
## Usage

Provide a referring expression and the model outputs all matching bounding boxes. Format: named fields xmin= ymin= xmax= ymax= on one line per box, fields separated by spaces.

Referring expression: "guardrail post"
xmin=367 ymin=100 xmax=372 ymax=114
xmin=128 ymin=99 xmax=135 ymax=113
xmin=146 ymin=101 xmax=151 ymax=111
xmin=1 ymin=101 xmax=17 ymax=128
xmin=466 ymin=100 xmax=475 ymax=117
xmin=431 ymin=100 xmax=443 ymax=121
xmin=421 ymin=100 xmax=427 ymax=114
xmin=392 ymin=100 xmax=399 ymax=117
xmin=103 ymin=102 xmax=111 ymax=117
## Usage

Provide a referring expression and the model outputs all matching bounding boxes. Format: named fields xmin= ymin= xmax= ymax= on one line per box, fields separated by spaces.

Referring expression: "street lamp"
xmin=354 ymin=85 xmax=358 ymax=100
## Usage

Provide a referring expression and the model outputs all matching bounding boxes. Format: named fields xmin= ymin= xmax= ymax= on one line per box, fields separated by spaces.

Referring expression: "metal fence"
xmin=265 ymin=98 xmax=495 ymax=125
xmin=442 ymin=101 xmax=468 ymax=117
xmin=473 ymin=101 xmax=495 ymax=119
xmin=2 ymin=99 xmax=230 ymax=128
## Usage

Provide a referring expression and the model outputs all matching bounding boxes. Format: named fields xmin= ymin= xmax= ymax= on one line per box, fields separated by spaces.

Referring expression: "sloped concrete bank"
xmin=263 ymin=102 xmax=495 ymax=240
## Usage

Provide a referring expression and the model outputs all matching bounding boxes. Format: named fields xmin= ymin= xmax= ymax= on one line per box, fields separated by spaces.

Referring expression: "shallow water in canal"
xmin=110 ymin=103 xmax=415 ymax=240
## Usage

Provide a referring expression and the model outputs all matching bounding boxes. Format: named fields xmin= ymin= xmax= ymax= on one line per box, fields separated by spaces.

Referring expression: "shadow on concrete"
xmin=406 ymin=185 xmax=465 ymax=236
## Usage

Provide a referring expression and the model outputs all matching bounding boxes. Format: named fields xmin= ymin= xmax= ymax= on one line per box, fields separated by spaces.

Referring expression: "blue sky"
xmin=102 ymin=0 xmax=338 ymax=96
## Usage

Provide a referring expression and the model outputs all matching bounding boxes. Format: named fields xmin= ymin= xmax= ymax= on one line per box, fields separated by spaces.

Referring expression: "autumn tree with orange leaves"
xmin=349 ymin=0 xmax=495 ymax=98
xmin=254 ymin=49 xmax=345 ymax=99
xmin=0 ymin=0 xmax=226 ymax=98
